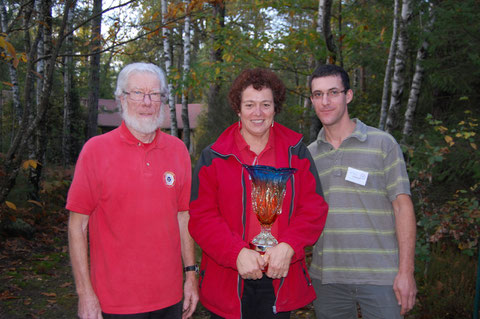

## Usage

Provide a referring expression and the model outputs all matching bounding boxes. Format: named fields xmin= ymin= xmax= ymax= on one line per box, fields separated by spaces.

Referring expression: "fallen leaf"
xmin=40 ymin=292 xmax=56 ymax=297
xmin=60 ymin=282 xmax=72 ymax=288
xmin=0 ymin=290 xmax=18 ymax=300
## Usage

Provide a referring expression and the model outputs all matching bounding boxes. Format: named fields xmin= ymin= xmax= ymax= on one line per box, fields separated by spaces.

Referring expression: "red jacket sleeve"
xmin=277 ymin=143 xmax=328 ymax=263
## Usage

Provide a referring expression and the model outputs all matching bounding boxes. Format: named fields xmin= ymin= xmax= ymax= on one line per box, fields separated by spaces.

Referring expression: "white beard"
xmin=121 ymin=104 xmax=164 ymax=134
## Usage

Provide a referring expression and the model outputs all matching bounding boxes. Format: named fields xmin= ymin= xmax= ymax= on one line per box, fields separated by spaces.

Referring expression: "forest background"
xmin=0 ymin=0 xmax=479 ymax=318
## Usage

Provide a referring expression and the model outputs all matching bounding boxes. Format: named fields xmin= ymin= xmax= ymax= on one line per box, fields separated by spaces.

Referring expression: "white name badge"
xmin=345 ymin=167 xmax=368 ymax=186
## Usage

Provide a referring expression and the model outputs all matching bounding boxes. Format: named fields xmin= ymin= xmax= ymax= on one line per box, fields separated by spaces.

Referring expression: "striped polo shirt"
xmin=308 ymin=119 xmax=411 ymax=285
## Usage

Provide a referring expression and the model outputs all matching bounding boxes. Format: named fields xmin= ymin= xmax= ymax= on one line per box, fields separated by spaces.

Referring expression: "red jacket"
xmin=189 ymin=123 xmax=328 ymax=319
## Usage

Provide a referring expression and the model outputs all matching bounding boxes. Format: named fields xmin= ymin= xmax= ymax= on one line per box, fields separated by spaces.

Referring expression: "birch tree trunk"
xmin=62 ymin=2 xmax=76 ymax=166
xmin=86 ymin=0 xmax=102 ymax=139
xmin=0 ymin=0 xmax=74 ymax=204
xmin=162 ymin=0 xmax=178 ymax=137
xmin=379 ymin=0 xmax=400 ymax=130
xmin=181 ymin=0 xmax=191 ymax=150
xmin=386 ymin=0 xmax=412 ymax=133
xmin=402 ymin=4 xmax=435 ymax=138
xmin=0 ymin=0 xmax=22 ymax=128
xmin=30 ymin=0 xmax=50 ymax=201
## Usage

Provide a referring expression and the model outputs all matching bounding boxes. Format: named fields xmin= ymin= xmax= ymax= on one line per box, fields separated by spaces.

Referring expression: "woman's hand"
xmin=236 ymin=248 xmax=265 ymax=280
xmin=264 ymin=243 xmax=294 ymax=279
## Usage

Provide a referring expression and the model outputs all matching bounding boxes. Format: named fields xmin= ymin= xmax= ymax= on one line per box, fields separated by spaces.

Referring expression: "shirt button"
xmin=146 ymin=162 xmax=150 ymax=166
xmin=138 ymin=142 xmax=141 ymax=146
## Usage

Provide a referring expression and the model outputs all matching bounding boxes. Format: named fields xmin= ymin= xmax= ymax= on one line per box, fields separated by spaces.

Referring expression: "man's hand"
xmin=393 ymin=271 xmax=417 ymax=315
xmin=263 ymin=243 xmax=294 ymax=279
xmin=77 ymin=292 xmax=102 ymax=319
xmin=236 ymin=248 xmax=265 ymax=280
xmin=182 ymin=274 xmax=199 ymax=319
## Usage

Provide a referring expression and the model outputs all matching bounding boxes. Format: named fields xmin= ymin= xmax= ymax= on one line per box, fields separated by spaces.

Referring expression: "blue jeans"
xmin=312 ymin=279 xmax=402 ymax=319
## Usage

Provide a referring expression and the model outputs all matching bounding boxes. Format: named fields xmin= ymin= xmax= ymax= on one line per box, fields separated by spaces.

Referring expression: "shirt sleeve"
xmin=66 ymin=141 xmax=100 ymax=215
xmin=384 ymin=138 xmax=411 ymax=202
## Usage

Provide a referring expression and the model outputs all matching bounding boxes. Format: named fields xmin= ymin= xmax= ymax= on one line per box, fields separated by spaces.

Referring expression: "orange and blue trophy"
xmin=243 ymin=165 xmax=297 ymax=253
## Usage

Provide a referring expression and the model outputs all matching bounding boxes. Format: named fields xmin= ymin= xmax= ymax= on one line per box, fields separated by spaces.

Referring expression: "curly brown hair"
xmin=228 ymin=68 xmax=286 ymax=114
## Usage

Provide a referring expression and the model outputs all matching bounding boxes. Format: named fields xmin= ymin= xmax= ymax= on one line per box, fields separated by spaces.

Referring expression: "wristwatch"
xmin=183 ymin=264 xmax=199 ymax=274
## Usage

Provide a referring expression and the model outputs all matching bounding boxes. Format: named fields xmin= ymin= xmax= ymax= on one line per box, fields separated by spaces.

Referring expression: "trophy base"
xmin=249 ymin=242 xmax=273 ymax=253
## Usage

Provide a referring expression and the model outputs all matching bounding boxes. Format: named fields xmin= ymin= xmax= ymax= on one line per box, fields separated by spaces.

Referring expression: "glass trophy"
xmin=243 ymin=165 xmax=297 ymax=253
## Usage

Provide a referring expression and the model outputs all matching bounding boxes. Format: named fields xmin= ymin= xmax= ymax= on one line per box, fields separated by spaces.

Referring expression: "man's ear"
xmin=346 ymin=89 xmax=354 ymax=104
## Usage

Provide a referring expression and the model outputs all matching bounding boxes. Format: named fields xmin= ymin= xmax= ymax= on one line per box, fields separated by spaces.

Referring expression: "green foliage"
xmin=425 ymin=0 xmax=480 ymax=95
xmin=407 ymin=112 xmax=480 ymax=264
xmin=414 ymin=243 xmax=477 ymax=318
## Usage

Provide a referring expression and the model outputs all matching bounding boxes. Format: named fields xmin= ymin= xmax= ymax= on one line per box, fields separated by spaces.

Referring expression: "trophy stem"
xmin=250 ymin=224 xmax=278 ymax=253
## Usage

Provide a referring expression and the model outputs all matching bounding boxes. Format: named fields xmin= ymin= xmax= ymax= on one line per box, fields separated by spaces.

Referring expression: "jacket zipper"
xmin=211 ymin=149 xmax=245 ymax=319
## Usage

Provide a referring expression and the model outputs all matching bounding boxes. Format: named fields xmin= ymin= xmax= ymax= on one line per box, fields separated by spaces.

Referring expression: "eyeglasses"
xmin=311 ymin=89 xmax=347 ymax=100
xmin=123 ymin=90 xmax=164 ymax=102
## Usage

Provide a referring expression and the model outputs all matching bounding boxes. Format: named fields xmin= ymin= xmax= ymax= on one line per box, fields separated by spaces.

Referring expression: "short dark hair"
xmin=309 ymin=64 xmax=350 ymax=93
xmin=228 ymin=68 xmax=286 ymax=114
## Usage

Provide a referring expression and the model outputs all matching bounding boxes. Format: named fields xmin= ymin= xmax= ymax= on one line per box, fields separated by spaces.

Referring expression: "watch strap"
xmin=183 ymin=264 xmax=199 ymax=274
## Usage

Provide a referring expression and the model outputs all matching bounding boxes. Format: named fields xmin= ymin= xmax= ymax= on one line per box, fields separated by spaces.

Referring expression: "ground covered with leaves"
xmin=0 ymin=207 xmax=315 ymax=318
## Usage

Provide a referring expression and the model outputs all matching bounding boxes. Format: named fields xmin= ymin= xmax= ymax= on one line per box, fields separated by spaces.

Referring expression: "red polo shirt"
xmin=66 ymin=122 xmax=191 ymax=314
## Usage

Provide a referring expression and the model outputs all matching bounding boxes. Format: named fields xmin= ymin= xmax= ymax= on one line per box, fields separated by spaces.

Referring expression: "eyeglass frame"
xmin=123 ymin=90 xmax=165 ymax=102
xmin=311 ymin=89 xmax=348 ymax=100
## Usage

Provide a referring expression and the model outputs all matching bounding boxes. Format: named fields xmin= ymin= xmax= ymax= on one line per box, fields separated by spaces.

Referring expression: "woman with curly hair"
xmin=189 ymin=68 xmax=328 ymax=319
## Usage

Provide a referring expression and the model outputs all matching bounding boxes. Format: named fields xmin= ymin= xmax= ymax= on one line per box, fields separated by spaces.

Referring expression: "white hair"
xmin=114 ymin=62 xmax=168 ymax=103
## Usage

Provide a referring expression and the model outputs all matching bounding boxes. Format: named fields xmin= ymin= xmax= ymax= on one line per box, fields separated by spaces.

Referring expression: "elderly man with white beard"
xmin=67 ymin=62 xmax=199 ymax=319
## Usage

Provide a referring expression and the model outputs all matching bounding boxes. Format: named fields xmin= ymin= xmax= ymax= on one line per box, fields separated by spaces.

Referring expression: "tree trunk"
xmin=30 ymin=0 xmax=50 ymax=201
xmin=86 ymin=0 xmax=102 ymax=140
xmin=386 ymin=0 xmax=412 ymax=133
xmin=402 ymin=4 xmax=435 ymax=139
xmin=181 ymin=0 xmax=191 ymax=150
xmin=379 ymin=0 xmax=400 ymax=130
xmin=207 ymin=0 xmax=225 ymax=124
xmin=319 ymin=0 xmax=337 ymax=63
xmin=162 ymin=0 xmax=178 ymax=137
xmin=62 ymin=2 xmax=76 ymax=166
xmin=0 ymin=0 xmax=22 ymax=128
xmin=337 ymin=0 xmax=343 ymax=68
xmin=0 ymin=0 xmax=74 ymax=204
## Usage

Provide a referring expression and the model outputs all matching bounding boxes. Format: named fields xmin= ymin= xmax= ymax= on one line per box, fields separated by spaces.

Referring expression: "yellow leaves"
xmin=455 ymin=131 xmax=476 ymax=139
xmin=435 ymin=125 xmax=448 ymax=133
xmin=5 ymin=201 xmax=17 ymax=210
xmin=215 ymin=67 xmax=220 ymax=75
xmin=471 ymin=143 xmax=477 ymax=150
xmin=444 ymin=135 xmax=454 ymax=146
xmin=22 ymin=159 xmax=39 ymax=170
xmin=28 ymin=200 xmax=43 ymax=208
xmin=222 ymin=52 xmax=234 ymax=63
xmin=380 ymin=27 xmax=386 ymax=41
xmin=0 ymin=35 xmax=20 ymax=67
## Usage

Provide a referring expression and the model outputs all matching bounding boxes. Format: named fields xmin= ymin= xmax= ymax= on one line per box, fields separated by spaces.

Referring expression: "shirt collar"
xmin=118 ymin=121 xmax=162 ymax=148
xmin=234 ymin=125 xmax=274 ymax=154
xmin=317 ymin=118 xmax=367 ymax=145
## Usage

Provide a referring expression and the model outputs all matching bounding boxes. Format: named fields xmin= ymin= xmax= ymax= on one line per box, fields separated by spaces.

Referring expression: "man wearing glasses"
xmin=307 ymin=64 xmax=417 ymax=318
xmin=67 ymin=62 xmax=199 ymax=319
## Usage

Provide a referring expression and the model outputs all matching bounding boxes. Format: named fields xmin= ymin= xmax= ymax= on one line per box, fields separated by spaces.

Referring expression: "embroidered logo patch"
xmin=164 ymin=171 xmax=175 ymax=187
